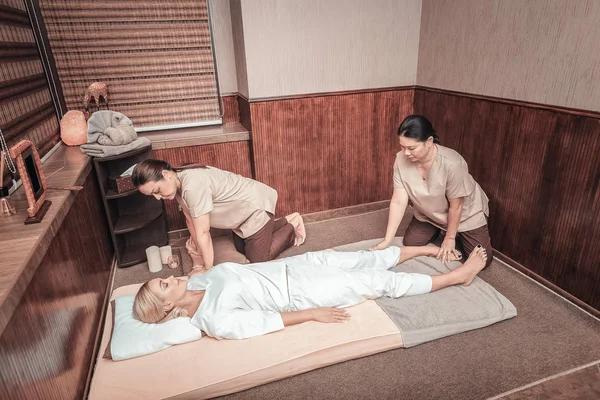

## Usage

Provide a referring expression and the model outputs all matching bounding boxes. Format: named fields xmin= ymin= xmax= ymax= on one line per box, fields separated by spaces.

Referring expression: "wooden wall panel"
xmin=153 ymin=141 xmax=253 ymax=231
xmin=0 ymin=171 xmax=113 ymax=400
xmin=414 ymin=88 xmax=600 ymax=310
xmin=222 ymin=94 xmax=239 ymax=125
xmin=238 ymin=94 xmax=252 ymax=132
xmin=250 ymin=89 xmax=414 ymax=216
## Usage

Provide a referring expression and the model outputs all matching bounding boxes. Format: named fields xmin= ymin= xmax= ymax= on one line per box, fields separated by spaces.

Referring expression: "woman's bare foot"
xmin=455 ymin=246 xmax=487 ymax=286
xmin=286 ymin=213 xmax=306 ymax=246
xmin=295 ymin=215 xmax=306 ymax=245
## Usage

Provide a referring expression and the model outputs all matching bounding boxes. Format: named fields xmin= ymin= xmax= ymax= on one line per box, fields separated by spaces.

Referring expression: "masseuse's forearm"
xmin=384 ymin=197 xmax=408 ymax=241
xmin=185 ymin=216 xmax=198 ymax=245
xmin=446 ymin=199 xmax=464 ymax=238
xmin=280 ymin=310 xmax=315 ymax=327
xmin=195 ymin=231 xmax=214 ymax=269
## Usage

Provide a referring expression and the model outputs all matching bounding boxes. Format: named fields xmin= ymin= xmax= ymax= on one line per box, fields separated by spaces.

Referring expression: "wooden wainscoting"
xmin=222 ymin=94 xmax=240 ymax=125
xmin=414 ymin=87 xmax=600 ymax=311
xmin=153 ymin=141 xmax=253 ymax=231
xmin=249 ymin=89 xmax=414 ymax=216
xmin=238 ymin=94 xmax=252 ymax=132
xmin=0 ymin=171 xmax=113 ymax=400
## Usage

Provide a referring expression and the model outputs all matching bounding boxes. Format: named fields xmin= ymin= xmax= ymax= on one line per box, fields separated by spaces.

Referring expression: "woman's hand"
xmin=186 ymin=238 xmax=200 ymax=256
xmin=186 ymin=237 xmax=207 ymax=268
xmin=370 ymin=239 xmax=391 ymax=251
xmin=436 ymin=237 xmax=461 ymax=262
xmin=311 ymin=307 xmax=350 ymax=323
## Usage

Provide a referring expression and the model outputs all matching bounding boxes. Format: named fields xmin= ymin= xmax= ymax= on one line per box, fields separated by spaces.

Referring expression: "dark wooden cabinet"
xmin=93 ymin=145 xmax=168 ymax=268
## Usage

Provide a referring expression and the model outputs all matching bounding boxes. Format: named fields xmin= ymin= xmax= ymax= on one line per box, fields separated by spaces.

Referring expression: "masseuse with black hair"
xmin=372 ymin=115 xmax=492 ymax=267
xmin=133 ymin=160 xmax=306 ymax=271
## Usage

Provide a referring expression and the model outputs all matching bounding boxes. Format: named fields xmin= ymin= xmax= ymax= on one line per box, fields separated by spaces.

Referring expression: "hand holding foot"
xmin=436 ymin=236 xmax=461 ymax=263
xmin=431 ymin=246 xmax=462 ymax=262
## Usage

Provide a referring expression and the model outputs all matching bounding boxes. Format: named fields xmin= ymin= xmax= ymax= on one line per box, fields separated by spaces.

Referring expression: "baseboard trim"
xmin=487 ymin=359 xmax=600 ymax=400
xmin=494 ymin=251 xmax=599 ymax=318
xmin=301 ymin=201 xmax=390 ymax=224
xmin=167 ymin=201 xmax=391 ymax=238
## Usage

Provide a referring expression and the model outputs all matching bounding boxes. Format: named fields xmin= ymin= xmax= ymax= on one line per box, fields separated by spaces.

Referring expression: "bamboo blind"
xmin=38 ymin=0 xmax=221 ymax=128
xmin=0 ymin=0 xmax=60 ymax=187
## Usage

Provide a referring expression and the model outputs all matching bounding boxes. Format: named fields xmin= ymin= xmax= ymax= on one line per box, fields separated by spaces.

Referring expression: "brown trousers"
xmin=233 ymin=214 xmax=295 ymax=263
xmin=403 ymin=217 xmax=493 ymax=267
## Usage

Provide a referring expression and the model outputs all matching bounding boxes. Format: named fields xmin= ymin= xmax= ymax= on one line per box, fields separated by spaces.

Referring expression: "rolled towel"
xmin=87 ymin=110 xmax=137 ymax=146
xmin=81 ymin=137 xmax=151 ymax=158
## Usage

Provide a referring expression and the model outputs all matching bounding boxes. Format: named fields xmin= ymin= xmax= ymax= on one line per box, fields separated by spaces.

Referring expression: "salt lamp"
xmin=60 ymin=110 xmax=87 ymax=146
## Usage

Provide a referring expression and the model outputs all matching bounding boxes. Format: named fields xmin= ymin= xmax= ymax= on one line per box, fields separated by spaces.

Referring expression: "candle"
xmin=159 ymin=245 xmax=173 ymax=264
xmin=146 ymin=246 xmax=162 ymax=273
xmin=167 ymin=254 xmax=180 ymax=269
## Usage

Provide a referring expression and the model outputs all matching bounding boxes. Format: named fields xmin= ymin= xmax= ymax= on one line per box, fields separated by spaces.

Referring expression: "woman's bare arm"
xmin=191 ymin=213 xmax=214 ymax=269
xmin=437 ymin=197 xmax=464 ymax=262
xmin=371 ymin=188 xmax=409 ymax=250
xmin=281 ymin=308 xmax=350 ymax=327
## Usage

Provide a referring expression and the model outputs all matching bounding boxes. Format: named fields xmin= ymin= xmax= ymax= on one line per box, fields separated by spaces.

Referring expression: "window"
xmin=38 ymin=0 xmax=222 ymax=130
xmin=0 ymin=0 xmax=60 ymax=187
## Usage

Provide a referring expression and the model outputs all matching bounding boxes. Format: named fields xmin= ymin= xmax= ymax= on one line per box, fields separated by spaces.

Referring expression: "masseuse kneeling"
xmin=372 ymin=115 xmax=493 ymax=267
xmin=133 ymin=159 xmax=306 ymax=270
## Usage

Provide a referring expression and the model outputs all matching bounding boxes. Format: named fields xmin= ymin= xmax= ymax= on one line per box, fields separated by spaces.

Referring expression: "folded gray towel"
xmin=81 ymin=137 xmax=151 ymax=158
xmin=87 ymin=110 xmax=137 ymax=146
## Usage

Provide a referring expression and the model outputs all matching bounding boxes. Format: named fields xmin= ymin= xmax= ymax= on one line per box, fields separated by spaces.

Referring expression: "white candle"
xmin=159 ymin=245 xmax=173 ymax=264
xmin=146 ymin=246 xmax=162 ymax=273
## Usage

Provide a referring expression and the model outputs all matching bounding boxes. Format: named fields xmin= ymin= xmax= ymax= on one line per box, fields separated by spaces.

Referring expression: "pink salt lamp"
xmin=60 ymin=110 xmax=87 ymax=146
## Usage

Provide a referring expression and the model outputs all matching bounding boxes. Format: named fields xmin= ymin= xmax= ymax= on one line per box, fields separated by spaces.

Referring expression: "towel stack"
xmin=81 ymin=111 xmax=151 ymax=157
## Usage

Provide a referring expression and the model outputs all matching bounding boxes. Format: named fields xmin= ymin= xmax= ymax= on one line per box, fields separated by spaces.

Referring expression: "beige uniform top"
xmin=393 ymin=145 xmax=489 ymax=232
xmin=175 ymin=167 xmax=278 ymax=238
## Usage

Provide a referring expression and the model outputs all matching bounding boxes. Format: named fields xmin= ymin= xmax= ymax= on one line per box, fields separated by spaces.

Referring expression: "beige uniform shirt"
xmin=393 ymin=145 xmax=489 ymax=232
xmin=176 ymin=167 xmax=278 ymax=238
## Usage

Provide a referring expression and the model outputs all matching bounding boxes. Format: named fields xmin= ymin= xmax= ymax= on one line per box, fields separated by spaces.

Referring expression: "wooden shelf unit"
xmin=93 ymin=145 xmax=168 ymax=268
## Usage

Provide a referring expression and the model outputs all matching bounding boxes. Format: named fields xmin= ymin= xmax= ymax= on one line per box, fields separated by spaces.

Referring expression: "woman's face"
xmin=138 ymin=170 xmax=179 ymax=200
xmin=398 ymin=136 xmax=433 ymax=163
xmin=148 ymin=276 xmax=189 ymax=309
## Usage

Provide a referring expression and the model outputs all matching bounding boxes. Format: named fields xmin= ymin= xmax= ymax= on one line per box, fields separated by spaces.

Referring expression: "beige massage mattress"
xmin=89 ymin=238 xmax=517 ymax=399
xmin=88 ymin=284 xmax=404 ymax=400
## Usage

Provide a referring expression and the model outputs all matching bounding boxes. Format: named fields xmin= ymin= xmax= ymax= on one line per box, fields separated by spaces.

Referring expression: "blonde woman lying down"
xmin=133 ymin=245 xmax=487 ymax=340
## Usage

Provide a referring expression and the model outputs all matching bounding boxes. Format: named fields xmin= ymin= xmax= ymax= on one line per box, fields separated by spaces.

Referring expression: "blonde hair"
xmin=133 ymin=281 xmax=189 ymax=324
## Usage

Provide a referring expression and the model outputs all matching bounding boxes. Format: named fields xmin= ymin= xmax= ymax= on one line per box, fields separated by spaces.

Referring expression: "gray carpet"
xmin=112 ymin=208 xmax=600 ymax=400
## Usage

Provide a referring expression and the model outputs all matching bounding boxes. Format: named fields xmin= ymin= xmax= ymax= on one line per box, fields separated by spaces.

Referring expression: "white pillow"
xmin=105 ymin=294 xmax=203 ymax=361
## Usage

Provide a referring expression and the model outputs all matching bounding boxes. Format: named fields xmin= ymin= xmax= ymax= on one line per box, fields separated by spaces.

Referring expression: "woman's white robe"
xmin=188 ymin=247 xmax=432 ymax=339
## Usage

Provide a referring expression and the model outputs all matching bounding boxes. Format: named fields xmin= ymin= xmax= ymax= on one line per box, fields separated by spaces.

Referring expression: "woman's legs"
xmin=356 ymin=246 xmax=488 ymax=299
xmin=429 ymin=246 xmax=487 ymax=290
xmin=403 ymin=217 xmax=441 ymax=246
xmin=240 ymin=214 xmax=296 ymax=262
xmin=285 ymin=246 xmax=402 ymax=270
xmin=284 ymin=244 xmax=460 ymax=271
xmin=286 ymin=246 xmax=483 ymax=310
xmin=457 ymin=224 xmax=493 ymax=268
